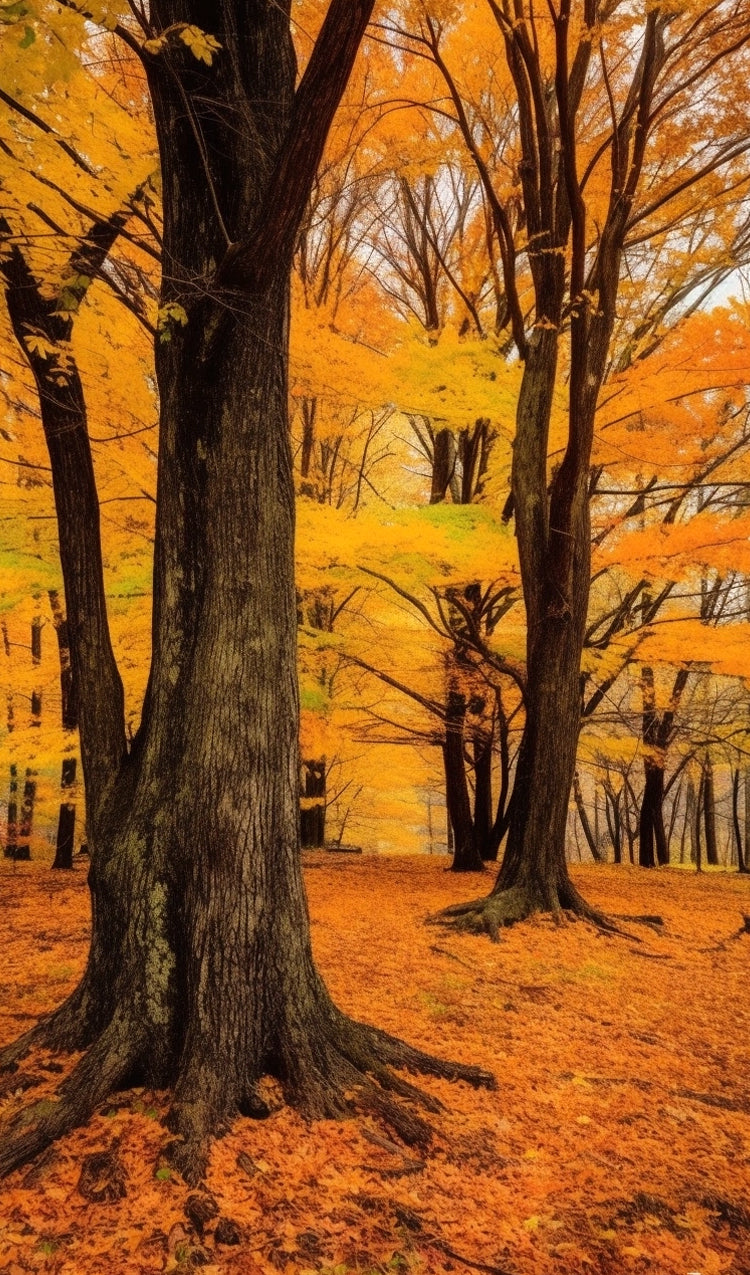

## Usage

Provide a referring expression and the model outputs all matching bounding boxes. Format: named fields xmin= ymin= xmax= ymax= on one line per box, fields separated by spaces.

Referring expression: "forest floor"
xmin=0 ymin=853 xmax=749 ymax=1275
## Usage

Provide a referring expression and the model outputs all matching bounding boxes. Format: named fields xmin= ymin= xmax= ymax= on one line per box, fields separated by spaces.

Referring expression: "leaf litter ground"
xmin=1 ymin=854 xmax=749 ymax=1275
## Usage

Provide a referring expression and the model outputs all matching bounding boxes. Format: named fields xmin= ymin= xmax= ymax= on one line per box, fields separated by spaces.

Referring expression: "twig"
xmin=429 ymin=944 xmax=475 ymax=970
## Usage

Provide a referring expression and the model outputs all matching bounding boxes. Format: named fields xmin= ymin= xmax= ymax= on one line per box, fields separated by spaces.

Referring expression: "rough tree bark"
xmin=0 ymin=0 xmax=492 ymax=1185
xmin=434 ymin=2 xmax=670 ymax=937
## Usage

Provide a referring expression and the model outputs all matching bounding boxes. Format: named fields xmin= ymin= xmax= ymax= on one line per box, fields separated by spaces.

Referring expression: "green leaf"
xmin=155 ymin=1166 xmax=171 ymax=1181
xmin=19 ymin=23 xmax=35 ymax=46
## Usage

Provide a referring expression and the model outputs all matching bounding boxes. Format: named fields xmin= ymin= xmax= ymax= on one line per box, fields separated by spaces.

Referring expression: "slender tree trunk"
xmin=473 ymin=731 xmax=494 ymax=860
xmin=16 ymin=770 xmax=36 ymax=861
xmin=486 ymin=692 xmax=512 ymax=861
xmin=695 ymin=770 xmax=704 ymax=873
xmin=703 ymin=755 xmax=719 ymax=867
xmin=605 ymin=787 xmax=622 ymax=865
xmin=4 ymin=763 xmax=18 ymax=860
xmin=49 ymin=588 xmax=78 ymax=731
xmin=52 ymin=758 xmax=77 ymax=871
xmin=50 ymin=591 xmax=79 ymax=869
xmin=573 ymin=771 xmax=603 ymax=862
xmin=745 ymin=766 xmax=750 ymax=865
xmin=299 ymin=396 xmax=316 ymax=498
xmin=685 ymin=775 xmax=698 ymax=864
xmin=443 ymin=692 xmax=483 ymax=871
xmin=731 ymin=768 xmax=746 ymax=872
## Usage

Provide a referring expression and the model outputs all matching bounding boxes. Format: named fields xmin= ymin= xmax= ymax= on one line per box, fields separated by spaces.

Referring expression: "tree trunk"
xmin=685 ymin=775 xmax=698 ymax=864
xmin=731 ymin=768 xmax=747 ymax=872
xmin=299 ymin=396 xmax=317 ymax=498
xmin=443 ymin=692 xmax=483 ymax=871
xmin=638 ymin=762 xmax=668 ymax=868
xmin=0 ymin=0 xmax=491 ymax=1184
xmin=49 ymin=589 xmax=78 ymax=731
xmin=300 ymin=759 xmax=326 ymax=848
xmin=4 ymin=763 xmax=18 ymax=860
xmin=472 ymin=731 xmax=494 ymax=860
xmin=440 ymin=333 xmax=608 ymax=933
xmin=573 ymin=771 xmax=604 ymax=863
xmin=430 ymin=428 xmax=456 ymax=503
xmin=695 ymin=769 xmax=704 ymax=873
xmin=703 ymin=755 xmax=719 ymax=866
xmin=52 ymin=758 xmax=77 ymax=871
xmin=16 ymin=770 xmax=36 ymax=861
xmin=604 ymin=785 xmax=622 ymax=864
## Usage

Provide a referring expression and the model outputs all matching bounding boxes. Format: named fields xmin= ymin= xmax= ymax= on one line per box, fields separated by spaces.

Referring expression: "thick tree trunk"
xmin=0 ymin=0 xmax=491 ymax=1183
xmin=638 ymin=762 xmax=668 ymax=868
xmin=430 ymin=428 xmax=457 ymax=504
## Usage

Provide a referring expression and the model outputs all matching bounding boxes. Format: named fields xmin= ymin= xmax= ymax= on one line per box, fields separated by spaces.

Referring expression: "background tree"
xmin=380 ymin=0 xmax=750 ymax=934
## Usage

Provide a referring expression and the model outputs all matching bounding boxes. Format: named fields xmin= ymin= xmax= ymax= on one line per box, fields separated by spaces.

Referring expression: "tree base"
xmin=430 ymin=880 xmax=620 ymax=942
xmin=0 ymin=1000 xmax=495 ymax=1187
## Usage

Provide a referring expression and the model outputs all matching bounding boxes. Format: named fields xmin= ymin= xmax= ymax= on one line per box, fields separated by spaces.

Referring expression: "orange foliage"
xmin=1 ymin=853 xmax=749 ymax=1274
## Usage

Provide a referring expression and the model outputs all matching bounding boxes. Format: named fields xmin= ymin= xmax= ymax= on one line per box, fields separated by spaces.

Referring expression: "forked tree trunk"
xmin=0 ymin=0 xmax=491 ymax=1184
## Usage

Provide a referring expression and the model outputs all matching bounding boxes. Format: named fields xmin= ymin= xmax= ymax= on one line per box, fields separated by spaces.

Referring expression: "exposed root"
xmin=0 ymin=1010 xmax=141 ymax=1180
xmin=1 ymin=990 xmax=496 ymax=1186
xmin=429 ymin=881 xmax=632 ymax=941
xmin=165 ymin=1099 xmax=218 ymax=1186
xmin=0 ymin=982 xmax=92 ymax=1073
xmin=356 ymin=1019 xmax=496 ymax=1091
xmin=613 ymin=913 xmax=665 ymax=932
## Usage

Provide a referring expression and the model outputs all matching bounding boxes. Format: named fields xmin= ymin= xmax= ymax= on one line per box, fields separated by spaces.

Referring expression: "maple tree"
xmin=369 ymin=0 xmax=750 ymax=934
xmin=0 ymin=1 xmax=496 ymax=1185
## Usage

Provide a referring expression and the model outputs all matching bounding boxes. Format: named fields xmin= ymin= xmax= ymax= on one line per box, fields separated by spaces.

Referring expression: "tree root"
xmin=0 ymin=1010 xmax=142 ymax=1180
xmin=0 ymin=981 xmax=93 ymax=1074
xmin=428 ymin=881 xmax=632 ymax=941
xmin=1 ymin=996 xmax=495 ymax=1187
